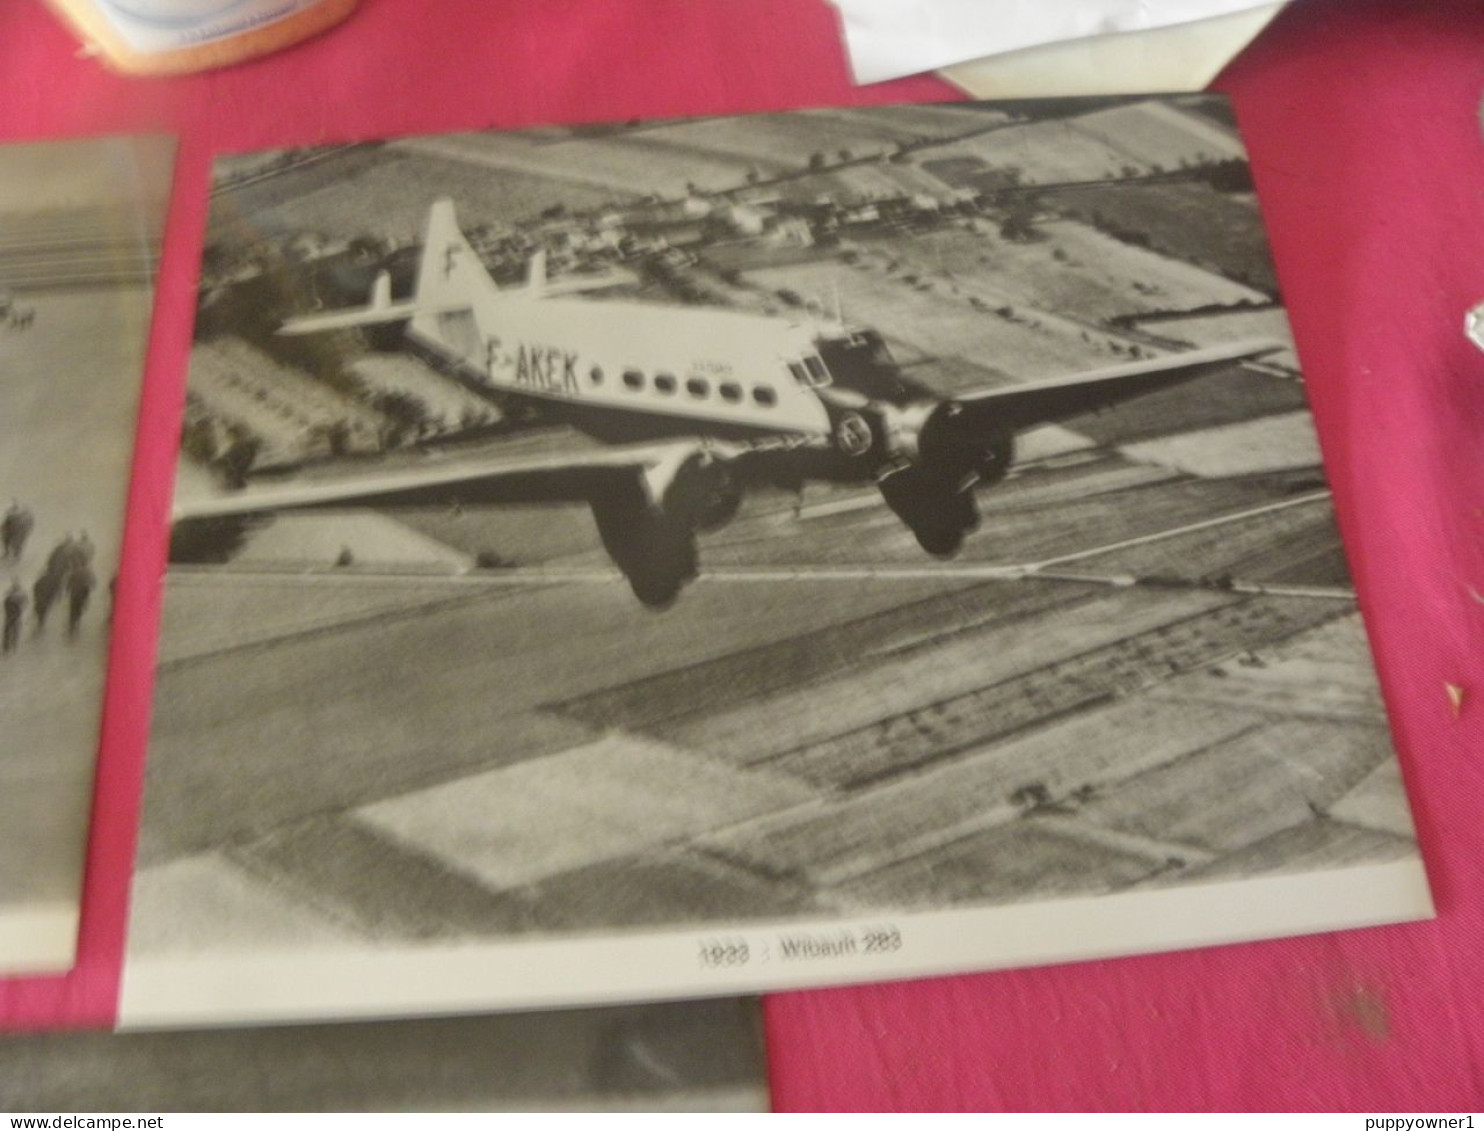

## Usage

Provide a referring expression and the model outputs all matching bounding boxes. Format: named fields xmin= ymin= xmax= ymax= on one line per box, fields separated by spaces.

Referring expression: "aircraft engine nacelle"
xmin=889 ymin=401 xmax=1015 ymax=490
xmin=870 ymin=400 xmax=1018 ymax=560
xmin=590 ymin=489 xmax=697 ymax=610
xmin=588 ymin=451 xmax=733 ymax=609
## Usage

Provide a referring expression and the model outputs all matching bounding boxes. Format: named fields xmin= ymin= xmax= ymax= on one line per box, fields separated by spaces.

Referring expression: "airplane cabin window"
xmin=719 ymin=382 xmax=743 ymax=403
xmin=589 ymin=366 xmax=604 ymax=385
xmin=803 ymin=356 xmax=830 ymax=385
xmin=654 ymin=373 xmax=677 ymax=394
xmin=623 ymin=369 xmax=644 ymax=390
xmin=753 ymin=386 xmax=778 ymax=407
xmin=686 ymin=377 xmax=710 ymax=398
xmin=788 ymin=361 xmax=810 ymax=384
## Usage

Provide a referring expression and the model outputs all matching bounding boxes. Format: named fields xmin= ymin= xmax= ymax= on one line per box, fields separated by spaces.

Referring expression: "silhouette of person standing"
xmin=1 ymin=501 xmax=34 ymax=561
xmin=67 ymin=563 xmax=96 ymax=638
xmin=46 ymin=533 xmax=78 ymax=578
xmin=2 ymin=580 xmax=24 ymax=653
xmin=32 ymin=569 xmax=59 ymax=633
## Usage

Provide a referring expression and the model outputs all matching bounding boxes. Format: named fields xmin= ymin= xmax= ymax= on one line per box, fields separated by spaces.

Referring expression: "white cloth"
xmin=940 ymin=4 xmax=1286 ymax=98
xmin=1466 ymin=301 xmax=1484 ymax=354
xmin=833 ymin=0 xmax=1281 ymax=83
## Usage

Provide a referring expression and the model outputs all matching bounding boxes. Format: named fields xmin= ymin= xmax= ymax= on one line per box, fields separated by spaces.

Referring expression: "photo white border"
xmin=118 ymin=857 xmax=1431 ymax=1029
xmin=0 ymin=902 xmax=80 ymax=975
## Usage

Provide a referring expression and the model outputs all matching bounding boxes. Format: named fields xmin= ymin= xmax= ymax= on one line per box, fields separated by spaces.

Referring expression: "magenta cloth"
xmin=1 ymin=0 xmax=1481 ymax=1111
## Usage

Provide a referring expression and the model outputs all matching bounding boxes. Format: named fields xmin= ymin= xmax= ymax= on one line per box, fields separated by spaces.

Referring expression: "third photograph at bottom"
xmin=0 ymin=998 xmax=768 ymax=1112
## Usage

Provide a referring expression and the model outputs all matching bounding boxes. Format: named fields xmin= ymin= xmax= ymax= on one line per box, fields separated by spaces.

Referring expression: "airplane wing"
xmin=173 ymin=443 xmax=709 ymax=526
xmin=170 ymin=439 xmax=754 ymax=607
xmin=947 ymin=338 xmax=1288 ymax=432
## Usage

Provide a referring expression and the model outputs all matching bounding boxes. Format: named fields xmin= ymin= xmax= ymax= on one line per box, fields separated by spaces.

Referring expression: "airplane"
xmin=174 ymin=198 xmax=1284 ymax=608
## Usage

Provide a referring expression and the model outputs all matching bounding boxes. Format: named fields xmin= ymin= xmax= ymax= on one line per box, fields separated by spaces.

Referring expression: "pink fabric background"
xmin=0 ymin=0 xmax=1481 ymax=1110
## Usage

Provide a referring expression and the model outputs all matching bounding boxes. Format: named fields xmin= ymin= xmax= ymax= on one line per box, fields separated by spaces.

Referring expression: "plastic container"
xmin=44 ymin=0 xmax=361 ymax=75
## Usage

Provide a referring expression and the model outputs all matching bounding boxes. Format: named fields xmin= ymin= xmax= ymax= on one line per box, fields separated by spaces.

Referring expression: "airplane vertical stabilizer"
xmin=409 ymin=199 xmax=495 ymax=352
xmin=280 ymin=200 xmax=510 ymax=350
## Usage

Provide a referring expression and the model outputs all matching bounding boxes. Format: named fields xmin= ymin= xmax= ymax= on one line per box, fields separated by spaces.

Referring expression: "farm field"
xmin=744 ymin=258 xmax=1108 ymax=382
xmin=625 ymin=122 xmax=857 ymax=177
xmin=1119 ymin=412 xmax=1326 ymax=478
xmin=141 ymin=563 xmax=1385 ymax=925
xmin=1174 ymin=95 xmax=1240 ymax=132
xmin=236 ymin=149 xmax=626 ymax=243
xmin=1142 ymin=614 xmax=1391 ymax=744
xmin=209 ymin=147 xmax=395 ymax=233
xmin=189 ymin=338 xmax=386 ymax=462
xmin=805 ymin=104 xmax=1008 ymax=142
xmin=348 ymin=355 xmax=497 ymax=431
xmin=1063 ymin=366 xmax=1312 ymax=447
xmin=138 ymin=572 xmax=989 ymax=867
xmin=393 ymin=133 xmax=757 ymax=198
xmin=910 ymin=101 xmax=1245 ymax=194
xmin=1048 ymin=181 xmax=1281 ymax=295
xmin=713 ymin=636 xmax=1391 ymax=903
xmin=1067 ymin=100 xmax=1245 ymax=171
xmin=1070 ymin=491 xmax=1348 ymax=588
xmin=390 ymin=502 xmax=602 ymax=568
xmin=156 ymin=572 xmax=489 ymax=665
xmin=914 ymin=119 xmax=1136 ymax=186
xmin=631 ymin=106 xmax=1006 ymax=174
xmin=698 ymin=465 xmax=1310 ymax=571
xmin=743 ymin=238 xmax=1274 ymax=395
xmin=763 ymin=162 xmax=957 ymax=205
xmin=1134 ymin=305 xmax=1299 ymax=369
xmin=852 ymin=219 xmax=1266 ymax=326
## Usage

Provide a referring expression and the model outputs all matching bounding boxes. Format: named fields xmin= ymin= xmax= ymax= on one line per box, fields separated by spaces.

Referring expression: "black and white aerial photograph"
xmin=122 ymin=97 xmax=1430 ymax=1023
xmin=0 ymin=997 xmax=767 ymax=1112
xmin=0 ymin=135 xmax=171 ymax=972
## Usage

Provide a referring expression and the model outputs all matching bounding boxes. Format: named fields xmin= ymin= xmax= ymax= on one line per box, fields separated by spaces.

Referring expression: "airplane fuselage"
xmin=384 ymin=199 xmax=947 ymax=481
xmin=264 ymin=198 xmax=1275 ymax=605
xmin=409 ymin=291 xmax=938 ymax=491
xmin=425 ymin=297 xmax=828 ymax=427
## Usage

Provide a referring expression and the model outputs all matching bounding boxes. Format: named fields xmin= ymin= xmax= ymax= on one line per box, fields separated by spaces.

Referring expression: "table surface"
xmin=0 ymin=0 xmax=1481 ymax=1111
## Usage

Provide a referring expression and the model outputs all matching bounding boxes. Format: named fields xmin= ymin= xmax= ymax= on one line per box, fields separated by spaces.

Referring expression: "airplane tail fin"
xmin=280 ymin=200 xmax=631 ymax=346
xmin=404 ymin=198 xmax=498 ymax=353
xmin=412 ymin=199 xmax=488 ymax=312
xmin=279 ymin=199 xmax=489 ymax=341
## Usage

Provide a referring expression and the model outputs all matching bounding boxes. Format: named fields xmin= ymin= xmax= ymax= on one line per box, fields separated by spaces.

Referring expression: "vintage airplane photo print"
xmin=121 ymin=97 xmax=1431 ymax=1025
